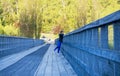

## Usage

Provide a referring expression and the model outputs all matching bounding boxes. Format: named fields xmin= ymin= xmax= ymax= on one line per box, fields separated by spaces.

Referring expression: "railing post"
xmin=65 ymin=36 xmax=68 ymax=43
xmin=72 ymin=35 xmax=75 ymax=45
xmin=0 ymin=37 xmax=1 ymax=49
xmin=81 ymin=32 xmax=84 ymax=46
xmin=113 ymin=22 xmax=120 ymax=51
xmin=86 ymin=30 xmax=89 ymax=47
xmin=81 ymin=32 xmax=83 ymax=46
xmin=100 ymin=25 xmax=108 ymax=49
xmin=88 ymin=29 xmax=92 ymax=47
xmin=82 ymin=32 xmax=84 ymax=46
xmin=69 ymin=36 xmax=72 ymax=45
xmin=84 ymin=31 xmax=87 ymax=46
xmin=76 ymin=34 xmax=79 ymax=47
xmin=92 ymin=28 xmax=99 ymax=47
xmin=79 ymin=33 xmax=82 ymax=45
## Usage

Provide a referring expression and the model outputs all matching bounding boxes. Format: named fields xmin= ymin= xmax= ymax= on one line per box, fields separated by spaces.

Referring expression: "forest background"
xmin=0 ymin=0 xmax=120 ymax=39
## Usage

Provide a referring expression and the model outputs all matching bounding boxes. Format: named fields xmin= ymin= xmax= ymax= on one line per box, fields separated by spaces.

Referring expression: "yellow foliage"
xmin=0 ymin=25 xmax=4 ymax=34
xmin=3 ymin=25 xmax=19 ymax=36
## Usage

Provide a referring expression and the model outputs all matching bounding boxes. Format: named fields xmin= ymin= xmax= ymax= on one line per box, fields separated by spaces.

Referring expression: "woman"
xmin=54 ymin=30 xmax=64 ymax=53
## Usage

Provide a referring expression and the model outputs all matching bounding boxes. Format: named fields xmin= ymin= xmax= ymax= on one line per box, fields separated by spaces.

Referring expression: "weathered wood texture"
xmin=58 ymin=10 xmax=120 ymax=76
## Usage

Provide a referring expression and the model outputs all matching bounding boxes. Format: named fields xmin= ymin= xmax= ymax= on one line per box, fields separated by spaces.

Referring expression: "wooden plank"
xmin=13 ymin=57 xmax=34 ymax=76
xmin=44 ymin=55 xmax=52 ymax=76
xmin=35 ymin=44 xmax=77 ymax=76
xmin=34 ymin=49 xmax=49 ymax=76
xmin=52 ymin=51 xmax=60 ymax=76
xmin=60 ymin=53 xmax=77 ymax=76
xmin=0 ymin=44 xmax=46 ymax=71
xmin=0 ymin=44 xmax=50 ymax=76
xmin=56 ymin=52 xmax=68 ymax=76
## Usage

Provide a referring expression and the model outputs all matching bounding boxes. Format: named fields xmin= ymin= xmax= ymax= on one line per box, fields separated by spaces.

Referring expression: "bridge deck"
xmin=0 ymin=44 xmax=77 ymax=76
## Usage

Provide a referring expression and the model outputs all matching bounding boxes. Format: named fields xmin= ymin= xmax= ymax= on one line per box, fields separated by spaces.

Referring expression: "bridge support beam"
xmin=100 ymin=25 xmax=108 ymax=49
xmin=92 ymin=28 xmax=99 ymax=47
xmin=113 ymin=21 xmax=120 ymax=51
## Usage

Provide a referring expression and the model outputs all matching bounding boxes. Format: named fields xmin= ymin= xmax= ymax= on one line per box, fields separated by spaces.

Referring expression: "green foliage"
xmin=0 ymin=25 xmax=4 ymax=34
xmin=0 ymin=0 xmax=120 ymax=38
xmin=108 ymin=25 xmax=114 ymax=49
xmin=3 ymin=25 xmax=19 ymax=36
xmin=18 ymin=0 xmax=43 ymax=38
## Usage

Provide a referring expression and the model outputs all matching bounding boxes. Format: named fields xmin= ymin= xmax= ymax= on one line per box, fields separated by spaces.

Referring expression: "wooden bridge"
xmin=0 ymin=10 xmax=120 ymax=76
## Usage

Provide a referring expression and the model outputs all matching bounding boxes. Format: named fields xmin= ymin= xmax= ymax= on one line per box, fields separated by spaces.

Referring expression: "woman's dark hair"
xmin=60 ymin=30 xmax=63 ymax=33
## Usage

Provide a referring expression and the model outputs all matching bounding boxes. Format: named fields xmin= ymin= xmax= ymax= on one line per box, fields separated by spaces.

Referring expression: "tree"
xmin=18 ymin=0 xmax=43 ymax=38
xmin=0 ymin=0 xmax=120 ymax=36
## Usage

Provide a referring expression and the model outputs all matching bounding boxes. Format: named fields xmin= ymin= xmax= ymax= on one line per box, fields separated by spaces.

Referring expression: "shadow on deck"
xmin=0 ymin=44 xmax=77 ymax=76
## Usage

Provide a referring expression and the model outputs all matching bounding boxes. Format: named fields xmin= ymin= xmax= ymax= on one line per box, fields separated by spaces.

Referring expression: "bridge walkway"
xmin=0 ymin=44 xmax=77 ymax=76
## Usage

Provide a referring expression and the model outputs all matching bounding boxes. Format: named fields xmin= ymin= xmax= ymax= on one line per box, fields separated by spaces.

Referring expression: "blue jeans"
xmin=54 ymin=41 xmax=61 ymax=53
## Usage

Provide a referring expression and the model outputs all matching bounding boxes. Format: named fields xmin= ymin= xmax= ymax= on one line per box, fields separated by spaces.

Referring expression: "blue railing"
xmin=58 ymin=10 xmax=120 ymax=76
xmin=0 ymin=36 xmax=44 ymax=58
